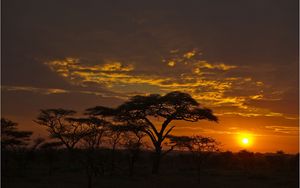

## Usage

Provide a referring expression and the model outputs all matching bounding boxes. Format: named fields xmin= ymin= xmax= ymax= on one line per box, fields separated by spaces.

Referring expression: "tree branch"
xmin=159 ymin=118 xmax=172 ymax=137
xmin=162 ymin=126 xmax=175 ymax=142
xmin=144 ymin=129 xmax=157 ymax=146
xmin=144 ymin=117 xmax=159 ymax=136
xmin=162 ymin=144 xmax=176 ymax=157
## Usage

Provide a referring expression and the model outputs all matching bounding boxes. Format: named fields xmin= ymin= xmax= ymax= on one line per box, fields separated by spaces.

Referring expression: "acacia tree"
xmin=66 ymin=117 xmax=109 ymax=150
xmin=34 ymin=109 xmax=84 ymax=151
xmin=121 ymin=125 xmax=146 ymax=176
xmin=107 ymin=124 xmax=128 ymax=174
xmin=87 ymin=91 xmax=218 ymax=174
xmin=119 ymin=91 xmax=218 ymax=174
xmin=66 ymin=117 xmax=110 ymax=188
xmin=86 ymin=107 xmax=147 ymax=176
xmin=167 ymin=135 xmax=220 ymax=182
xmin=1 ymin=118 xmax=33 ymax=176
xmin=1 ymin=118 xmax=32 ymax=150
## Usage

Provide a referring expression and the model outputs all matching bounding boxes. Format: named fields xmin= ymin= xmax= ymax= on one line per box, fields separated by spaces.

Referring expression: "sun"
xmin=241 ymin=137 xmax=249 ymax=145
xmin=237 ymin=133 xmax=253 ymax=147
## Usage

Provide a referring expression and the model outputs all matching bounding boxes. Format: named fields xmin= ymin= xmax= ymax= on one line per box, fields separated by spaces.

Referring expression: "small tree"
xmin=66 ymin=117 xmax=109 ymax=188
xmin=34 ymin=109 xmax=84 ymax=151
xmin=1 ymin=118 xmax=32 ymax=151
xmin=168 ymin=135 xmax=220 ymax=182
xmin=1 ymin=118 xmax=33 ymax=176
xmin=66 ymin=117 xmax=109 ymax=150
xmin=121 ymin=125 xmax=146 ymax=176
xmin=107 ymin=124 xmax=127 ymax=174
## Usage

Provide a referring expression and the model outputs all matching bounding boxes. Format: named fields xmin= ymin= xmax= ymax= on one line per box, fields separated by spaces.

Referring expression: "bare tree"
xmin=34 ymin=109 xmax=84 ymax=151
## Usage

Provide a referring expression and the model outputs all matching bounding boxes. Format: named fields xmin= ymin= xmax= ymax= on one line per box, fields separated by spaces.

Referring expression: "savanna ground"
xmin=2 ymin=150 xmax=299 ymax=188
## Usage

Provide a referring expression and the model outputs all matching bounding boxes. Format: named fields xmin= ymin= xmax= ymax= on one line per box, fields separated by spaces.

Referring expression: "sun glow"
xmin=242 ymin=138 xmax=249 ymax=144
xmin=237 ymin=133 xmax=254 ymax=147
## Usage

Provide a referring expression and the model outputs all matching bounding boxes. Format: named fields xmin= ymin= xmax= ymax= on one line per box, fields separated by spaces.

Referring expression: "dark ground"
xmin=2 ymin=150 xmax=299 ymax=188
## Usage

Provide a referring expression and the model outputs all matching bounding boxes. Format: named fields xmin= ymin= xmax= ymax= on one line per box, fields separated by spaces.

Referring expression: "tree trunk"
xmin=152 ymin=148 xmax=161 ymax=174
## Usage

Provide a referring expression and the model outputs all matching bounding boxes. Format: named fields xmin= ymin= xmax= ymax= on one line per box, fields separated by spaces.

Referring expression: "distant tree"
xmin=107 ymin=124 xmax=127 ymax=174
xmin=165 ymin=135 xmax=194 ymax=152
xmin=237 ymin=150 xmax=255 ymax=171
xmin=276 ymin=150 xmax=285 ymax=155
xmin=34 ymin=109 xmax=85 ymax=151
xmin=86 ymin=106 xmax=147 ymax=176
xmin=66 ymin=117 xmax=110 ymax=188
xmin=189 ymin=136 xmax=220 ymax=182
xmin=1 ymin=118 xmax=33 ymax=177
xmin=167 ymin=135 xmax=220 ymax=182
xmin=30 ymin=137 xmax=46 ymax=151
xmin=121 ymin=125 xmax=146 ymax=176
xmin=66 ymin=117 xmax=109 ymax=149
xmin=1 ymin=118 xmax=32 ymax=150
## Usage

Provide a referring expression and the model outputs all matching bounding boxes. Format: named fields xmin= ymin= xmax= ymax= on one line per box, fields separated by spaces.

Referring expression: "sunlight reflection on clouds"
xmin=44 ymin=49 xmax=287 ymax=118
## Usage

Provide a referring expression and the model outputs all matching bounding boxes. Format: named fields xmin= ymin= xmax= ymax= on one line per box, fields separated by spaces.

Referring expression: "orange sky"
xmin=2 ymin=0 xmax=299 ymax=153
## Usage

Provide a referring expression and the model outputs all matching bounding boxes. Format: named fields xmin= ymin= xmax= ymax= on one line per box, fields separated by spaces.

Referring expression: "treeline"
xmin=1 ymin=91 xmax=299 ymax=188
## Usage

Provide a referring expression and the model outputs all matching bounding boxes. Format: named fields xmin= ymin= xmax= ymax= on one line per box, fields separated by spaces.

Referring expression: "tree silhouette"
xmin=86 ymin=106 xmax=147 ymax=176
xmin=1 ymin=118 xmax=32 ymax=150
xmin=107 ymin=124 xmax=128 ymax=174
xmin=87 ymin=91 xmax=218 ymax=174
xmin=66 ymin=117 xmax=111 ymax=188
xmin=117 ymin=91 xmax=218 ymax=174
xmin=1 ymin=118 xmax=33 ymax=177
xmin=34 ymin=109 xmax=84 ymax=151
xmin=166 ymin=135 xmax=194 ymax=151
xmin=121 ymin=124 xmax=146 ymax=176
xmin=66 ymin=117 xmax=109 ymax=149
xmin=167 ymin=135 xmax=220 ymax=182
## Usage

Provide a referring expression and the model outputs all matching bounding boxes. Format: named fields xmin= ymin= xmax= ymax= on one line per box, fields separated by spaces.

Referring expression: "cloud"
xmin=195 ymin=61 xmax=237 ymax=71
xmin=183 ymin=50 xmax=196 ymax=59
xmin=265 ymin=126 xmax=299 ymax=135
xmin=2 ymin=86 xmax=69 ymax=95
xmin=41 ymin=49 xmax=288 ymax=119
xmin=2 ymin=85 xmax=127 ymax=99
xmin=167 ymin=61 xmax=176 ymax=67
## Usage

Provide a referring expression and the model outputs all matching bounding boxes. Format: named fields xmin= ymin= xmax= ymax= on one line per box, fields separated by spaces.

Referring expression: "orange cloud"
xmin=43 ymin=49 xmax=286 ymax=119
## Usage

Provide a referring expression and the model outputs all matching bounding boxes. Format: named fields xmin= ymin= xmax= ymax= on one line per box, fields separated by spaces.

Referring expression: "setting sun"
xmin=242 ymin=138 xmax=249 ymax=145
xmin=237 ymin=133 xmax=254 ymax=147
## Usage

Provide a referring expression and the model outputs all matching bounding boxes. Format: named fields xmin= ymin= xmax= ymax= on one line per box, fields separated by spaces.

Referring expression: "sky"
xmin=2 ymin=0 xmax=299 ymax=153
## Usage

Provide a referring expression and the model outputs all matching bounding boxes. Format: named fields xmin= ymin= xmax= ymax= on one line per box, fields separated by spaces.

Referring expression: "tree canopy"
xmin=87 ymin=91 xmax=218 ymax=174
xmin=1 ymin=118 xmax=32 ymax=150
